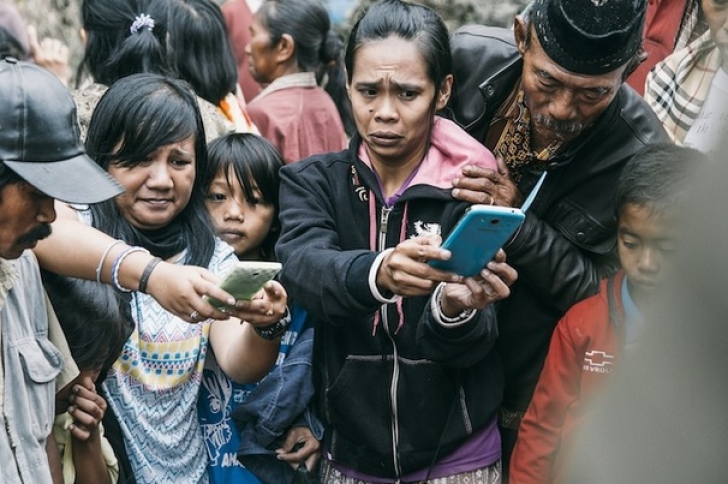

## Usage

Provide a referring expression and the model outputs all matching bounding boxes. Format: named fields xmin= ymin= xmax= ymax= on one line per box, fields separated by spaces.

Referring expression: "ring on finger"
xmin=190 ymin=310 xmax=200 ymax=320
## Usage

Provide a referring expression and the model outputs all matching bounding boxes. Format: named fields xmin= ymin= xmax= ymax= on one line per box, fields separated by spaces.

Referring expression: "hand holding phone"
xmin=206 ymin=261 xmax=282 ymax=309
xmin=429 ymin=205 xmax=525 ymax=277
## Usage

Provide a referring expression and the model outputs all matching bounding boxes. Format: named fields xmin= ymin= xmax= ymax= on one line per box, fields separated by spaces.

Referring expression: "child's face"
xmin=703 ymin=0 xmax=728 ymax=70
xmin=617 ymin=203 xmax=677 ymax=306
xmin=205 ymin=168 xmax=275 ymax=260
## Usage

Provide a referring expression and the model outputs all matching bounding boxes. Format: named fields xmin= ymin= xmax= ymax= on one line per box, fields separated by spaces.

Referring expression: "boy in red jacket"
xmin=509 ymin=143 xmax=705 ymax=484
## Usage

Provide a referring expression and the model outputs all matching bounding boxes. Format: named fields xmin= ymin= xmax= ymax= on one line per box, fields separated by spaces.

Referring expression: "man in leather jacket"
xmin=445 ymin=0 xmax=669 ymax=474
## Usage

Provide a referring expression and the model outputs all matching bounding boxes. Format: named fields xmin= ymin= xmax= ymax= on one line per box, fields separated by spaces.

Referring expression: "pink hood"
xmin=358 ymin=116 xmax=497 ymax=190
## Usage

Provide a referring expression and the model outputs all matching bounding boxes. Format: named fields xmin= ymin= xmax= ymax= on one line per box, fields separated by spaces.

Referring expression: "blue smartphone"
xmin=429 ymin=205 xmax=525 ymax=277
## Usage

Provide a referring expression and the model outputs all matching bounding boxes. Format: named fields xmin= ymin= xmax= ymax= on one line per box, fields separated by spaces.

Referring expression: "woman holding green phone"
xmin=55 ymin=74 xmax=287 ymax=483
xmin=276 ymin=1 xmax=518 ymax=482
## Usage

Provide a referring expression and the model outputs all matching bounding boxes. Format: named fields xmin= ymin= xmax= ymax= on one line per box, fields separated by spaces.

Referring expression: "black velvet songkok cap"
xmin=531 ymin=0 xmax=647 ymax=75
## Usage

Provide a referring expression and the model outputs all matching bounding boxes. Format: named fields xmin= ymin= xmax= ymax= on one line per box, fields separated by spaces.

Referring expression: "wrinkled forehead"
xmin=350 ymin=36 xmax=430 ymax=83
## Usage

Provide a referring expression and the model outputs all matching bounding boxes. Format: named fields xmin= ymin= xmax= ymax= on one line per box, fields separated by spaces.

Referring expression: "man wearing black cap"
xmin=0 ymin=57 xmax=122 ymax=482
xmin=445 ymin=0 xmax=669 ymax=475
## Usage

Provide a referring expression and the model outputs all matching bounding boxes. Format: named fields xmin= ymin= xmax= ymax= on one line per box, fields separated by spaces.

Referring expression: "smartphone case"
xmin=430 ymin=205 xmax=525 ymax=277
xmin=207 ymin=261 xmax=282 ymax=309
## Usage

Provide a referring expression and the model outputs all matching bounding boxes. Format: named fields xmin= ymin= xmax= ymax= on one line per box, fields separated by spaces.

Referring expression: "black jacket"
xmin=276 ymin=134 xmax=503 ymax=478
xmin=446 ymin=26 xmax=670 ymax=412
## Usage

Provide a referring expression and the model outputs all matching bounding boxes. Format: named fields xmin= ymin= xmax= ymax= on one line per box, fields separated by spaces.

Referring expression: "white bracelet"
xmin=112 ymin=247 xmax=150 ymax=292
xmin=368 ymin=248 xmax=400 ymax=304
xmin=96 ymin=240 xmax=124 ymax=284
xmin=431 ymin=283 xmax=476 ymax=328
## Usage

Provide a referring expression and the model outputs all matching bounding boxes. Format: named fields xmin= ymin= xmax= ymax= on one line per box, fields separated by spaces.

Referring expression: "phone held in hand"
xmin=206 ymin=261 xmax=282 ymax=309
xmin=430 ymin=170 xmax=548 ymax=277
xmin=429 ymin=205 xmax=525 ymax=277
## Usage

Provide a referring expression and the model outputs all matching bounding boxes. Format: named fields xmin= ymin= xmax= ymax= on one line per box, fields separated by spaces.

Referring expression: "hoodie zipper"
xmin=377 ymin=206 xmax=403 ymax=476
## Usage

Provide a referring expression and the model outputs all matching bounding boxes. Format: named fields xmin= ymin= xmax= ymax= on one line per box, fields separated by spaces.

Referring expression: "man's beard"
xmin=16 ymin=223 xmax=52 ymax=246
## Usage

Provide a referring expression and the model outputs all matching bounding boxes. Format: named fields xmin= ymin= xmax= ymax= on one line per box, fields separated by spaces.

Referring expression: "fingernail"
xmin=227 ymin=298 xmax=236 ymax=306
xmin=481 ymin=268 xmax=491 ymax=277
xmin=68 ymin=406 xmax=75 ymax=414
xmin=452 ymin=188 xmax=460 ymax=197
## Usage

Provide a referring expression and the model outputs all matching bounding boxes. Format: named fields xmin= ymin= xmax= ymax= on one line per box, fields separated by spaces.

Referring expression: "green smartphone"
xmin=206 ymin=261 xmax=282 ymax=309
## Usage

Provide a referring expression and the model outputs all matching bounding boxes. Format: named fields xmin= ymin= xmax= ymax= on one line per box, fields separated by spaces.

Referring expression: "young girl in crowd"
xmin=43 ymin=272 xmax=133 ymax=484
xmin=246 ymin=0 xmax=350 ymax=163
xmin=61 ymin=74 xmax=288 ymax=484
xmin=199 ymin=132 xmax=321 ymax=484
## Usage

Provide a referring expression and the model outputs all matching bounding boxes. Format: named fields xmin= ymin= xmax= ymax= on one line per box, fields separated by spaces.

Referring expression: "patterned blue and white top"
xmin=102 ymin=241 xmax=237 ymax=484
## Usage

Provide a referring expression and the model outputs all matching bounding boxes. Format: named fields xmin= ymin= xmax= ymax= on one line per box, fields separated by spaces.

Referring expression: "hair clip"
xmin=130 ymin=13 xmax=155 ymax=35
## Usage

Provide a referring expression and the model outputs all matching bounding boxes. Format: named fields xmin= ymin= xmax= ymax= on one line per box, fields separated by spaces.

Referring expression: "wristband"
xmin=138 ymin=257 xmax=162 ymax=294
xmin=96 ymin=240 xmax=124 ymax=284
xmin=112 ymin=247 xmax=150 ymax=292
xmin=254 ymin=307 xmax=292 ymax=340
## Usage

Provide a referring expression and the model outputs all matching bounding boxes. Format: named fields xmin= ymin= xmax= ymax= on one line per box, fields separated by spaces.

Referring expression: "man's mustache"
xmin=533 ymin=114 xmax=584 ymax=135
xmin=17 ymin=223 xmax=52 ymax=245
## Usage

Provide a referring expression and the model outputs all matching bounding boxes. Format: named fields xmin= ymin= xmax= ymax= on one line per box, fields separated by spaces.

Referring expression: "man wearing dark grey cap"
xmin=0 ymin=57 xmax=122 ymax=483
xmin=445 ymin=0 xmax=669 ymax=474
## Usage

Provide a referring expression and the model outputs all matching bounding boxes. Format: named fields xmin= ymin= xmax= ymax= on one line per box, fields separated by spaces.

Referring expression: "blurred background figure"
xmin=625 ymin=0 xmax=708 ymax=95
xmin=169 ymin=0 xmax=258 ymax=134
xmin=220 ymin=0 xmax=262 ymax=102
xmin=563 ymin=141 xmax=728 ymax=484
xmin=244 ymin=0 xmax=350 ymax=163
xmin=72 ymin=0 xmax=177 ymax=139
xmin=645 ymin=0 xmax=728 ymax=153
xmin=0 ymin=0 xmax=71 ymax=85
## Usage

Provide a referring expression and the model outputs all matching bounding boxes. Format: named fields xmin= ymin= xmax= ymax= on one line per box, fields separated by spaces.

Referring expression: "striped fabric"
xmin=645 ymin=31 xmax=721 ymax=144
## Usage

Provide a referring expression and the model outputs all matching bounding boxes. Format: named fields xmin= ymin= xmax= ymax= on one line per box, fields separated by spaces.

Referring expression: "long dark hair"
xmin=42 ymin=271 xmax=133 ymax=372
xmin=168 ymin=0 xmax=238 ymax=105
xmin=86 ymin=73 xmax=216 ymax=267
xmin=204 ymin=133 xmax=283 ymax=261
xmin=259 ymin=0 xmax=354 ymax=135
xmin=76 ymin=0 xmax=174 ymax=87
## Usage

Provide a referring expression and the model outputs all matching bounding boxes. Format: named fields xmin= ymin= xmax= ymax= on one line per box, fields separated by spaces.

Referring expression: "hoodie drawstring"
xmin=369 ymin=193 xmax=408 ymax=335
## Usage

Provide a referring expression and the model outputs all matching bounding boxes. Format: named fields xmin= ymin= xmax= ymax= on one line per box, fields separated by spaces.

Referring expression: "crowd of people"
xmin=0 ymin=0 xmax=725 ymax=483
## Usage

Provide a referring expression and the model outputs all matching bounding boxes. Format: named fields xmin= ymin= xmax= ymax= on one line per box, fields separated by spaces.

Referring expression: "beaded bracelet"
xmin=137 ymin=257 xmax=163 ymax=294
xmin=111 ymin=247 xmax=150 ymax=292
xmin=95 ymin=240 xmax=124 ymax=284
xmin=254 ymin=307 xmax=292 ymax=340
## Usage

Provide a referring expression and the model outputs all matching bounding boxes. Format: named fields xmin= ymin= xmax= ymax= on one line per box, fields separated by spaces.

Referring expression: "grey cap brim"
xmin=5 ymin=153 xmax=124 ymax=204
